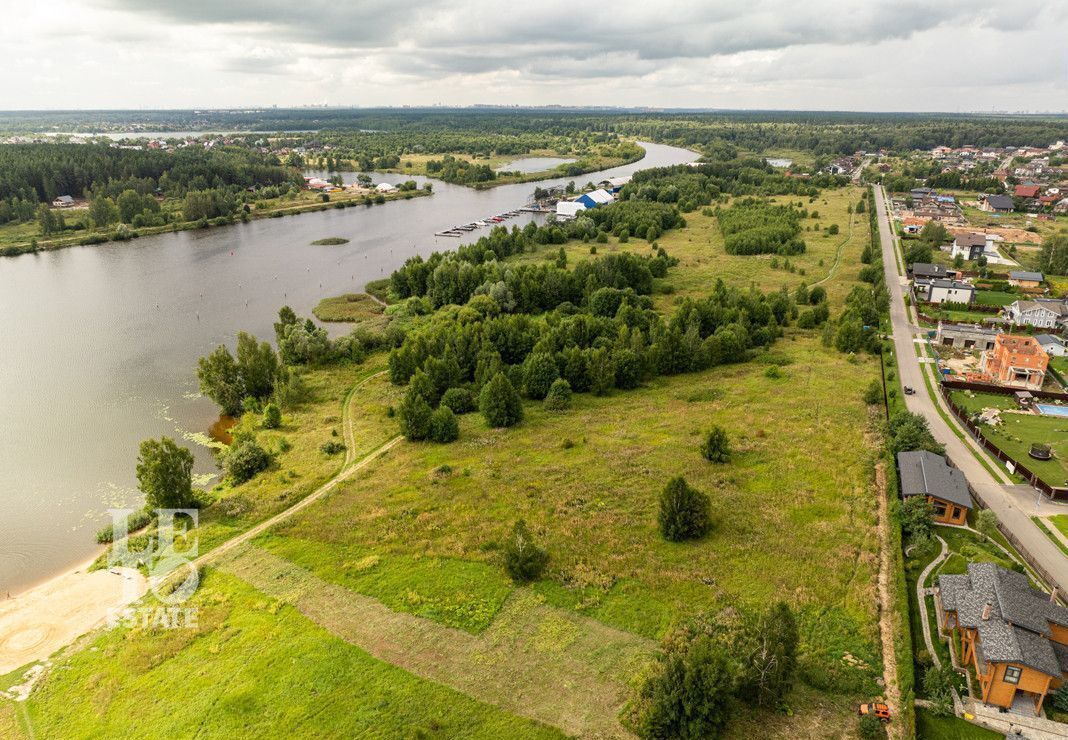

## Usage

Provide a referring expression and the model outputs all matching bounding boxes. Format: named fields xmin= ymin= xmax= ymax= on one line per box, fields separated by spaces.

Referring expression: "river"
xmin=0 ymin=141 xmax=697 ymax=595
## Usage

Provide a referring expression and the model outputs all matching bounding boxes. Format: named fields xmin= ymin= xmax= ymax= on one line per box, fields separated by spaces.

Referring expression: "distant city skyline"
xmin=1 ymin=0 xmax=1066 ymax=112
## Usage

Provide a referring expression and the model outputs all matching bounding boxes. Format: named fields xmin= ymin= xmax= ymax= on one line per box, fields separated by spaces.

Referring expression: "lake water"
xmin=0 ymin=141 xmax=697 ymax=595
xmin=495 ymin=156 xmax=576 ymax=173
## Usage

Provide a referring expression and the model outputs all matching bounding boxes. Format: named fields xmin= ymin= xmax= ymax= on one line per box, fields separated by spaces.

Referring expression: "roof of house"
xmin=984 ymin=194 xmax=1015 ymax=210
xmin=910 ymin=262 xmax=947 ymax=278
xmin=1012 ymin=299 xmax=1068 ymax=316
xmin=955 ymin=232 xmax=987 ymax=248
xmin=938 ymin=562 xmax=1068 ymax=677
xmin=1009 ymin=271 xmax=1044 ymax=282
xmin=1015 ymin=184 xmax=1042 ymax=198
xmin=1034 ymin=334 xmax=1063 ymax=348
xmin=917 ymin=278 xmax=974 ymax=291
xmin=896 ymin=450 xmax=973 ymax=510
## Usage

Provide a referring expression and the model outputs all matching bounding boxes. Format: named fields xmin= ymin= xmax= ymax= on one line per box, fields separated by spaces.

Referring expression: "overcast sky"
xmin=2 ymin=0 xmax=1066 ymax=112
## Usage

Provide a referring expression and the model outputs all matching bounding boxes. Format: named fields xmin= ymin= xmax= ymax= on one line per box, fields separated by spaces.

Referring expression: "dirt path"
xmin=219 ymin=544 xmax=654 ymax=739
xmin=875 ymin=462 xmax=904 ymax=739
xmin=343 ymin=370 xmax=387 ymax=466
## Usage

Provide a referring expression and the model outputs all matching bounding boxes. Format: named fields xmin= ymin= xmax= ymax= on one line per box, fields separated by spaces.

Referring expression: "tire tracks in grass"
xmin=217 ymin=545 xmax=655 ymax=739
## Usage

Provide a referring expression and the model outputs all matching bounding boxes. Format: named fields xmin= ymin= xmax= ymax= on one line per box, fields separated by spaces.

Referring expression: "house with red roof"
xmin=1015 ymin=184 xmax=1041 ymax=199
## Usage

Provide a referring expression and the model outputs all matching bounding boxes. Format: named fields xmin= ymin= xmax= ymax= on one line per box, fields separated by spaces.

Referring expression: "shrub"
xmin=95 ymin=509 xmax=153 ymax=544
xmin=440 ymin=387 xmax=475 ymax=415
xmin=503 ymin=520 xmax=548 ymax=582
xmin=544 ymin=378 xmax=573 ymax=412
xmin=1051 ymin=683 xmax=1068 ymax=713
xmin=863 ymin=379 xmax=883 ymax=405
xmin=479 ymin=372 xmax=523 ymax=428
xmin=857 ymin=714 xmax=886 ymax=740
xmin=320 ymin=440 xmax=346 ymax=455
xmin=700 ymin=426 xmax=731 ymax=464
xmin=262 ymin=402 xmax=282 ymax=429
xmin=900 ymin=496 xmax=933 ymax=544
xmin=637 ymin=636 xmax=735 ymax=739
xmin=429 ymin=406 xmax=460 ymax=443
xmin=226 ymin=436 xmax=271 ymax=484
xmin=658 ymin=476 xmax=711 ymax=541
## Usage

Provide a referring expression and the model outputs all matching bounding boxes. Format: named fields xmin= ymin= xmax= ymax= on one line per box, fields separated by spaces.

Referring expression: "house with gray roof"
xmin=937 ymin=562 xmax=1068 ymax=715
xmin=1005 ymin=298 xmax=1068 ymax=330
xmin=1035 ymin=333 xmax=1067 ymax=357
xmin=897 ymin=450 xmax=972 ymax=524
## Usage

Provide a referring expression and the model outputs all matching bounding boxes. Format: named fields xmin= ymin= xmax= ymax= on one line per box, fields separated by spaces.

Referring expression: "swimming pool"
xmin=1035 ymin=404 xmax=1068 ymax=417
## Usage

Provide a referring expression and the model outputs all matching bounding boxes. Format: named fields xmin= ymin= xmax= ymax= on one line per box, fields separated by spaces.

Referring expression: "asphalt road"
xmin=874 ymin=184 xmax=1068 ymax=595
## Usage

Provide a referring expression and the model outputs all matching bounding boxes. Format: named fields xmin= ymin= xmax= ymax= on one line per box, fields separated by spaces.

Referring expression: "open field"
xmin=18 ymin=570 xmax=563 ymax=740
xmin=949 ymin=390 xmax=1068 ymax=488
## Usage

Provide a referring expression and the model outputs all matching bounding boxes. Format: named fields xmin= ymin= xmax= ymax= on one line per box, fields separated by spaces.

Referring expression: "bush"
xmin=440 ymin=387 xmax=475 ymax=415
xmin=700 ymin=426 xmax=731 ymax=463
xmin=320 ymin=440 xmax=346 ymax=455
xmin=226 ymin=436 xmax=271 ymax=484
xmin=637 ymin=636 xmax=735 ymax=739
xmin=1051 ymin=683 xmax=1068 ymax=712
xmin=857 ymin=714 xmax=886 ymax=740
xmin=479 ymin=372 xmax=523 ymax=428
xmin=658 ymin=476 xmax=711 ymax=541
xmin=95 ymin=509 xmax=153 ymax=544
xmin=544 ymin=378 xmax=573 ymax=412
xmin=863 ymin=379 xmax=883 ymax=405
xmin=503 ymin=519 xmax=548 ymax=582
xmin=262 ymin=402 xmax=282 ymax=429
xmin=429 ymin=406 xmax=460 ymax=443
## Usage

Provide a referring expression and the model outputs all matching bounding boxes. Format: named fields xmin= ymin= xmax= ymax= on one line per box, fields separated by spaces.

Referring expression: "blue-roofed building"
xmin=575 ymin=188 xmax=614 ymax=209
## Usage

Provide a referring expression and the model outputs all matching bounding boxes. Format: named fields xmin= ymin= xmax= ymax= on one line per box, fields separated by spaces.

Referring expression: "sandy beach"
xmin=0 ymin=558 xmax=146 ymax=675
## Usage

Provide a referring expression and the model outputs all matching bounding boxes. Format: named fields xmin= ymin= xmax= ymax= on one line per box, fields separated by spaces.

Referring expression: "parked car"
xmin=858 ymin=702 xmax=891 ymax=722
xmin=903 ymin=386 xmax=915 ymax=395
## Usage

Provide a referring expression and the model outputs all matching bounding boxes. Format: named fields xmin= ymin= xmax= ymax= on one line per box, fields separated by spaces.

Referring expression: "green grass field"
xmin=916 ymin=708 xmax=1001 ymax=739
xmin=312 ymin=292 xmax=387 ymax=325
xmin=949 ymin=390 xmax=1068 ymax=488
xmin=972 ymin=290 xmax=1016 ymax=307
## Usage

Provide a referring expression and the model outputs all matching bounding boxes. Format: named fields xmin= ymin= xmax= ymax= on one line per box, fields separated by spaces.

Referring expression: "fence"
xmin=938 ymin=381 xmax=1068 ymax=502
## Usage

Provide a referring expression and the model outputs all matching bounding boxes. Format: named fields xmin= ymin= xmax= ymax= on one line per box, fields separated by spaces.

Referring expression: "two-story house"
xmin=1004 ymin=299 xmax=1068 ymax=330
xmin=937 ymin=563 xmax=1068 ymax=715
xmin=914 ymin=278 xmax=975 ymax=305
xmin=979 ymin=334 xmax=1049 ymax=390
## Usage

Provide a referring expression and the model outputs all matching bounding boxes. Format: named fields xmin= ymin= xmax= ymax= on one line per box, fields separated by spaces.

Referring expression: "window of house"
xmin=1004 ymin=666 xmax=1022 ymax=684
xmin=932 ymin=502 xmax=947 ymax=516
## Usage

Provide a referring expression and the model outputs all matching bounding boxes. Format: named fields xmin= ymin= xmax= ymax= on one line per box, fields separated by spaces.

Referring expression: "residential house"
xmin=901 ymin=217 xmax=926 ymax=235
xmin=1054 ymin=198 xmax=1068 ymax=215
xmin=896 ymin=450 xmax=972 ymax=525
xmin=980 ymin=194 xmax=1015 ymax=213
xmin=1005 ymin=299 xmax=1068 ymax=329
xmin=935 ymin=323 xmax=999 ymax=351
xmin=937 ymin=562 xmax=1068 ymax=715
xmin=950 ymin=232 xmax=990 ymax=262
xmin=914 ymin=278 xmax=975 ymax=305
xmin=1035 ymin=334 xmax=1067 ymax=357
xmin=1015 ymin=184 xmax=1042 ymax=199
xmin=979 ymin=334 xmax=1049 ymax=390
xmin=51 ymin=195 xmax=74 ymax=208
xmin=1008 ymin=271 xmax=1044 ymax=290
xmin=909 ymin=262 xmax=954 ymax=281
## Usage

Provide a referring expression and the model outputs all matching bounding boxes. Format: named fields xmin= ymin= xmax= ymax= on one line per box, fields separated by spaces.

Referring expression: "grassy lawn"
xmin=949 ymin=390 xmax=1068 ymax=488
xmin=1032 ymin=517 xmax=1068 ymax=557
xmin=916 ymin=708 xmax=1002 ymax=739
xmin=972 ymin=290 xmax=1016 ymax=307
xmin=1051 ymin=514 xmax=1068 ymax=538
xmin=22 ymin=570 xmax=562 ymax=740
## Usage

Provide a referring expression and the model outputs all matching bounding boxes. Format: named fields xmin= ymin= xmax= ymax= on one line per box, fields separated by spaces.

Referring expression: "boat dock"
xmin=434 ymin=210 xmax=525 ymax=239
